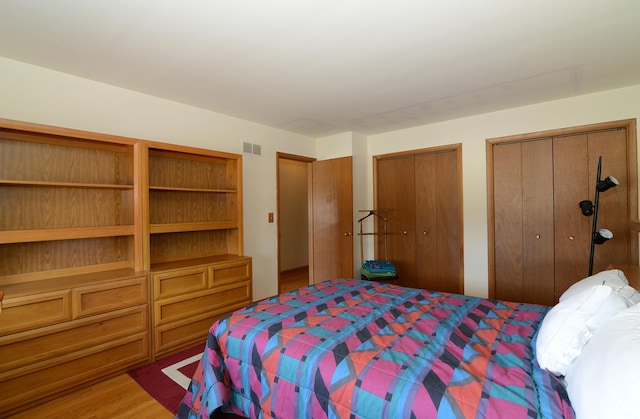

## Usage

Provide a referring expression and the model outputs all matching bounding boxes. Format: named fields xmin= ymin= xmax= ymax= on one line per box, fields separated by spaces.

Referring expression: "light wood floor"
xmin=279 ymin=266 xmax=309 ymax=294
xmin=8 ymin=374 xmax=172 ymax=419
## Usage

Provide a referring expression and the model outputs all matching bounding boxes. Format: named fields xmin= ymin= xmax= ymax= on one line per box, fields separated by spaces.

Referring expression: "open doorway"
xmin=277 ymin=153 xmax=314 ymax=293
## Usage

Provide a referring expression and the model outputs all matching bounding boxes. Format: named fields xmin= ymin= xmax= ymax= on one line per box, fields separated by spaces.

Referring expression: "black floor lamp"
xmin=579 ymin=156 xmax=619 ymax=276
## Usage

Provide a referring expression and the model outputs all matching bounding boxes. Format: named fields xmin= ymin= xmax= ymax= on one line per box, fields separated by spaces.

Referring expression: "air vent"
xmin=242 ymin=142 xmax=262 ymax=156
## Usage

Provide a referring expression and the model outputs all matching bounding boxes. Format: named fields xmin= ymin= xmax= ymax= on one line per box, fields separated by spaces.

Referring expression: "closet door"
xmin=490 ymin=121 xmax=636 ymax=305
xmin=376 ymin=156 xmax=416 ymax=288
xmin=586 ymin=129 xmax=630 ymax=273
xmin=493 ymin=139 xmax=555 ymax=305
xmin=415 ymin=150 xmax=461 ymax=293
xmin=553 ymin=135 xmax=591 ymax=296
xmin=553 ymin=129 xmax=630 ymax=295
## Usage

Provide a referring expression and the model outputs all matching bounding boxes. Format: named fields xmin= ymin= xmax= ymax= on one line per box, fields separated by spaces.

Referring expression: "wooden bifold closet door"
xmin=489 ymin=121 xmax=637 ymax=305
xmin=492 ymin=139 xmax=558 ymax=305
xmin=375 ymin=145 xmax=463 ymax=293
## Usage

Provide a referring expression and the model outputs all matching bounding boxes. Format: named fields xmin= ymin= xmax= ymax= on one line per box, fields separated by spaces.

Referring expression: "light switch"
xmin=268 ymin=212 xmax=274 ymax=223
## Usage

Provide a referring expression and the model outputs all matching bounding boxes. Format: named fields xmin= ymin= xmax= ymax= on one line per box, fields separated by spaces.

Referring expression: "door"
xmin=375 ymin=146 xmax=463 ymax=292
xmin=310 ymin=156 xmax=354 ymax=282
xmin=489 ymin=121 xmax=637 ymax=304
xmin=552 ymin=135 xmax=591 ymax=297
xmin=415 ymin=150 xmax=462 ymax=294
xmin=554 ymin=130 xmax=630 ymax=295
xmin=493 ymin=139 xmax=555 ymax=305
xmin=376 ymin=155 xmax=417 ymax=288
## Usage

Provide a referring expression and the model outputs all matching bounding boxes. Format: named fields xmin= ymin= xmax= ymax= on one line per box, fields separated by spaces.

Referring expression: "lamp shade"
xmin=579 ymin=200 xmax=594 ymax=216
xmin=596 ymin=176 xmax=619 ymax=192
xmin=594 ymin=228 xmax=613 ymax=244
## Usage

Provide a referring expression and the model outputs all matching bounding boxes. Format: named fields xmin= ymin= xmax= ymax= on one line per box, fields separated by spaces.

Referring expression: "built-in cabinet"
xmin=0 ymin=272 xmax=149 ymax=414
xmin=0 ymin=118 xmax=250 ymax=416
xmin=488 ymin=120 xmax=637 ymax=305
xmin=146 ymin=144 xmax=243 ymax=264
xmin=374 ymin=145 xmax=463 ymax=293
xmin=151 ymin=256 xmax=251 ymax=357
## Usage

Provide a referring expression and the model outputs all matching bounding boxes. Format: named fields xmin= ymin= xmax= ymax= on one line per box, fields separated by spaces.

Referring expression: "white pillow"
xmin=565 ymin=303 xmax=640 ymax=419
xmin=536 ymin=284 xmax=627 ymax=376
xmin=560 ymin=269 xmax=640 ymax=307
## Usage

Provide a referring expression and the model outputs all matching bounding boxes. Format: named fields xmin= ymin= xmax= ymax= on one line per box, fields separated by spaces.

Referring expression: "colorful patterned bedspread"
xmin=176 ymin=279 xmax=573 ymax=418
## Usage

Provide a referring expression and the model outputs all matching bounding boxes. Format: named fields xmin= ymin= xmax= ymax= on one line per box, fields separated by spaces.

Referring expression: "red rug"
xmin=129 ymin=343 xmax=204 ymax=415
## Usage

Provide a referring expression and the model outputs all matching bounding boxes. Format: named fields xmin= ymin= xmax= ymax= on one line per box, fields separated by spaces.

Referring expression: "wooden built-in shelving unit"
xmin=0 ymin=118 xmax=251 ymax=416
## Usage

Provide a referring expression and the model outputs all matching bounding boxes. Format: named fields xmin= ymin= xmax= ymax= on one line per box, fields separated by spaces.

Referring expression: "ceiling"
xmin=1 ymin=1 xmax=640 ymax=137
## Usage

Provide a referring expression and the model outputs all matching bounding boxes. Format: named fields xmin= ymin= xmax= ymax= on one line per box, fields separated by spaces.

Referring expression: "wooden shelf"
xmin=0 ymin=226 xmax=135 ymax=244
xmin=0 ymin=262 xmax=136 ymax=286
xmin=150 ymin=221 xmax=238 ymax=234
xmin=1 ymin=268 xmax=140 ymax=297
xmin=149 ymin=186 xmax=235 ymax=193
xmin=146 ymin=144 xmax=243 ymax=267
xmin=1 ymin=179 xmax=134 ymax=189
xmin=149 ymin=254 xmax=249 ymax=272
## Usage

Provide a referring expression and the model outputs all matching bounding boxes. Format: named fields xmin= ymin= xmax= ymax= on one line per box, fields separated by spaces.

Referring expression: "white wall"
xmin=0 ymin=56 xmax=315 ymax=300
xmin=367 ymin=84 xmax=640 ymax=297
xmin=2 ymin=56 xmax=640 ymax=300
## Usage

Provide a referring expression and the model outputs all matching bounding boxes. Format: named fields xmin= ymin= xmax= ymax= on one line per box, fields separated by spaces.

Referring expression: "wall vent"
xmin=242 ymin=142 xmax=262 ymax=156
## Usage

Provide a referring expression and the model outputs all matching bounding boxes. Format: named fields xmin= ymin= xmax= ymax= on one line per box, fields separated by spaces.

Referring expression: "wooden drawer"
xmin=0 ymin=333 xmax=148 ymax=416
xmin=73 ymin=276 xmax=147 ymax=319
xmin=0 ymin=306 xmax=147 ymax=374
xmin=153 ymin=266 xmax=208 ymax=300
xmin=154 ymin=300 xmax=248 ymax=355
xmin=0 ymin=290 xmax=71 ymax=336
xmin=209 ymin=258 xmax=251 ymax=287
xmin=154 ymin=280 xmax=251 ymax=326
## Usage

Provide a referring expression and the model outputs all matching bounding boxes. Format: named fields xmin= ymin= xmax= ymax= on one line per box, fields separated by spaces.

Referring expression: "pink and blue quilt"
xmin=176 ymin=279 xmax=573 ymax=418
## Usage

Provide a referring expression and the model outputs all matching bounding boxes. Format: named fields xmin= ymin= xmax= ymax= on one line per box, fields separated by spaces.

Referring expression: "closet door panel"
xmin=415 ymin=153 xmax=437 ymax=290
xmin=553 ymin=135 xmax=592 ymax=296
xmin=435 ymin=150 xmax=461 ymax=293
xmin=522 ymin=140 xmax=555 ymax=305
xmin=416 ymin=151 xmax=460 ymax=293
xmin=493 ymin=143 xmax=525 ymax=302
xmin=587 ymin=130 xmax=629 ymax=272
xmin=376 ymin=156 xmax=416 ymax=288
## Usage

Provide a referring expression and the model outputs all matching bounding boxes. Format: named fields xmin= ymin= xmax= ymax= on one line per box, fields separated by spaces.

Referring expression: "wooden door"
xmin=310 ymin=156 xmax=354 ymax=282
xmin=586 ymin=129 xmax=630 ymax=272
xmin=490 ymin=121 xmax=637 ymax=304
xmin=493 ymin=139 xmax=555 ymax=305
xmin=521 ymin=140 xmax=556 ymax=305
xmin=376 ymin=156 xmax=417 ymax=288
xmin=554 ymin=129 xmax=630 ymax=296
xmin=415 ymin=150 xmax=462 ymax=293
xmin=553 ymin=135 xmax=591 ymax=297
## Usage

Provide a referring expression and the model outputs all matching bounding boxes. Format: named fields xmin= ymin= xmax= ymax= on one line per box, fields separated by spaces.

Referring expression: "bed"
xmin=176 ymin=272 xmax=640 ymax=418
